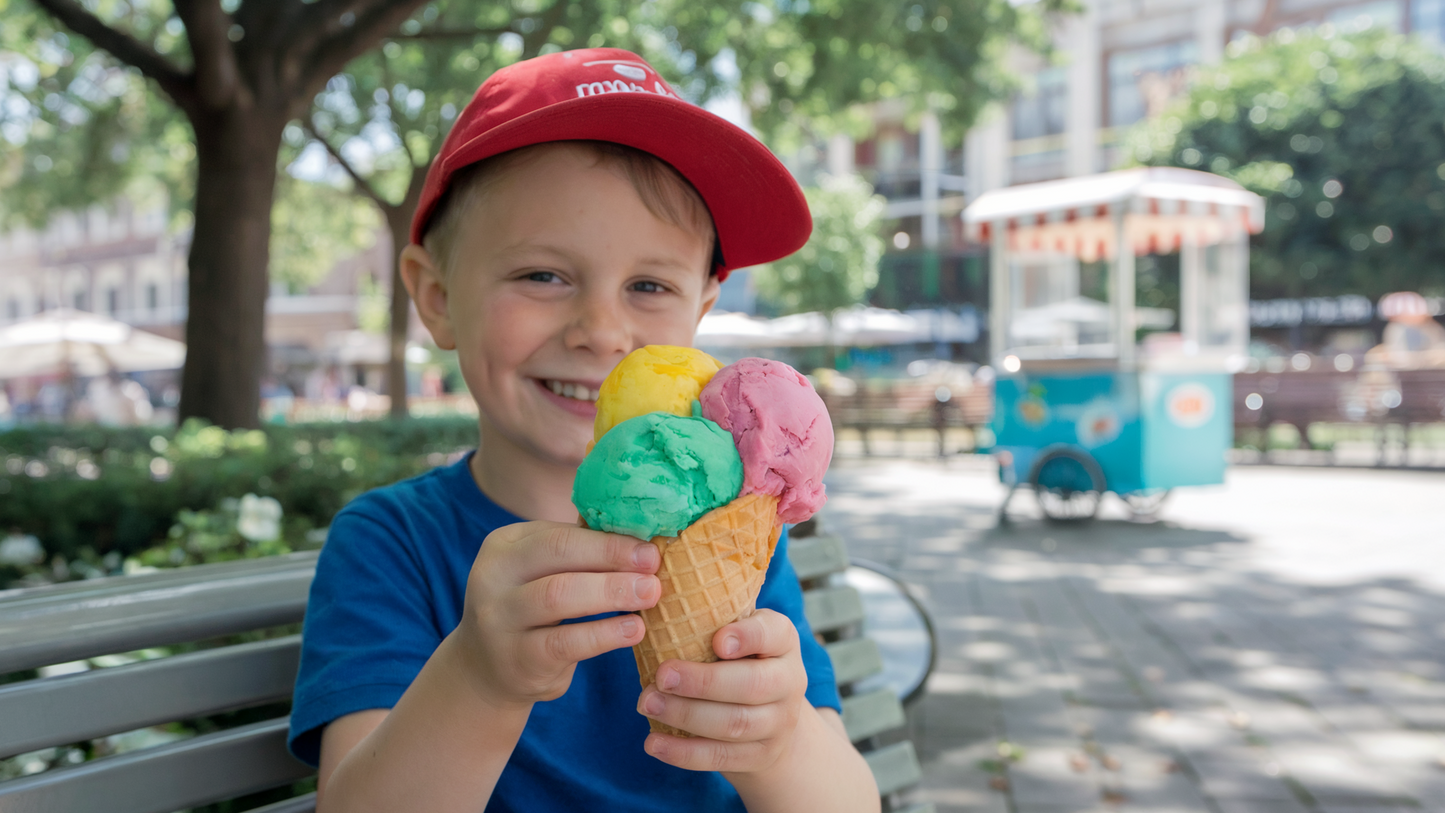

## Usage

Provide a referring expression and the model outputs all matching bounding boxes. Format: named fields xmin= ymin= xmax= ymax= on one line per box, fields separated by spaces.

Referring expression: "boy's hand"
xmin=452 ymin=522 xmax=661 ymax=707
xmin=636 ymin=609 xmax=808 ymax=774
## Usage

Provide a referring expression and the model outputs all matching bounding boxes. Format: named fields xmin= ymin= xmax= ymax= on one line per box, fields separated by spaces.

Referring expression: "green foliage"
xmin=268 ymin=173 xmax=379 ymax=293
xmin=1126 ymin=28 xmax=1445 ymax=299
xmin=0 ymin=417 xmax=478 ymax=588
xmin=753 ymin=173 xmax=886 ymax=314
xmin=0 ymin=4 xmax=192 ymax=229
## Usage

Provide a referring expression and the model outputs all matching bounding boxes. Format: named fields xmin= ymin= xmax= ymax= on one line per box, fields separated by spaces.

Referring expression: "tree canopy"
xmin=753 ymin=173 xmax=886 ymax=315
xmin=2 ymin=0 xmax=1068 ymax=426
xmin=1126 ymin=28 xmax=1445 ymax=300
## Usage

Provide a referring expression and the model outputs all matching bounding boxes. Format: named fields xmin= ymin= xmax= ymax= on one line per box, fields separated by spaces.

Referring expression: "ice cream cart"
xmin=963 ymin=168 xmax=1263 ymax=521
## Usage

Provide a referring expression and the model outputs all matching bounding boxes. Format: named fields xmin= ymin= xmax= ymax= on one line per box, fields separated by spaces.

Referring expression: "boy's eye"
xmin=631 ymin=280 xmax=667 ymax=293
xmin=524 ymin=271 xmax=561 ymax=283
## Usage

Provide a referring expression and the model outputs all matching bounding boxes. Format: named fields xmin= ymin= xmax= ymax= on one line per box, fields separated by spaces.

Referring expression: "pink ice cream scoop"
xmin=698 ymin=357 xmax=833 ymax=524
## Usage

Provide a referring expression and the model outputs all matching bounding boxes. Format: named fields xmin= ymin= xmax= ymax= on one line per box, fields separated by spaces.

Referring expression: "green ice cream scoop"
xmin=573 ymin=411 xmax=743 ymax=540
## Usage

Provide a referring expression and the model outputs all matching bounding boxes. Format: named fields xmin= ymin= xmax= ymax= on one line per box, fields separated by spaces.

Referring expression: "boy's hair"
xmin=421 ymin=141 xmax=717 ymax=276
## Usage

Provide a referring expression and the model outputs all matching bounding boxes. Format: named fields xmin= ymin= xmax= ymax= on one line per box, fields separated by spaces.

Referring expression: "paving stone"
xmin=818 ymin=459 xmax=1445 ymax=813
xmin=1186 ymin=756 xmax=1303 ymax=801
xmin=1007 ymin=743 xmax=1103 ymax=808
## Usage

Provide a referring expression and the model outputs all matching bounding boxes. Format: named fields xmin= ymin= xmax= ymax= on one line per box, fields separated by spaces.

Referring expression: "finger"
xmin=653 ymin=655 xmax=799 ymax=705
xmin=510 ymin=571 xmax=660 ymax=627
xmin=506 ymin=524 xmax=660 ymax=582
xmin=712 ymin=609 xmax=800 ymax=661
xmin=637 ymin=686 xmax=793 ymax=743
xmin=523 ymin=613 xmax=645 ymax=669
xmin=643 ymin=732 xmax=772 ymax=773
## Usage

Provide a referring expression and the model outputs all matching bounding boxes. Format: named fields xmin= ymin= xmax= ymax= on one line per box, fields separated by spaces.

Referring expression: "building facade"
xmin=839 ymin=0 xmax=1439 ymax=302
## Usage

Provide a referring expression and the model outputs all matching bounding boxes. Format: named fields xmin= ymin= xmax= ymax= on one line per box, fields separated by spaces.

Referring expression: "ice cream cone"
xmin=633 ymin=492 xmax=781 ymax=737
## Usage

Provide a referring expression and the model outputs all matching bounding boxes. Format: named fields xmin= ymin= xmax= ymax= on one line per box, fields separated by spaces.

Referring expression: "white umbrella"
xmin=768 ymin=311 xmax=832 ymax=347
xmin=695 ymin=311 xmax=775 ymax=348
xmin=0 ymin=308 xmax=186 ymax=379
xmin=831 ymin=307 xmax=925 ymax=345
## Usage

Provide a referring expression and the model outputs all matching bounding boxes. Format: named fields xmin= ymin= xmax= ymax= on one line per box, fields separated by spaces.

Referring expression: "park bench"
xmin=1232 ymin=369 xmax=1356 ymax=445
xmin=824 ymin=381 xmax=992 ymax=456
xmin=0 ymin=535 xmax=933 ymax=812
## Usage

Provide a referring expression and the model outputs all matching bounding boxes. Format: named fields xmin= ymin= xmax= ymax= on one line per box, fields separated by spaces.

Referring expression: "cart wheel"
xmin=1028 ymin=446 xmax=1105 ymax=523
xmin=1122 ymin=489 xmax=1171 ymax=519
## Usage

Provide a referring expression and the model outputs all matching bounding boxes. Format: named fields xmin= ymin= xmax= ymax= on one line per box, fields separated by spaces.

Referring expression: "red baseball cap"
xmin=410 ymin=48 xmax=811 ymax=281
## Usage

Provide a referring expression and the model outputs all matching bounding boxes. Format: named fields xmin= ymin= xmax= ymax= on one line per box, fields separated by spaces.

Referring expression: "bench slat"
xmin=896 ymin=803 xmax=936 ymax=813
xmin=0 ymin=553 xmax=316 ymax=674
xmin=787 ymin=535 xmax=850 ymax=581
xmin=0 ymin=718 xmax=312 ymax=813
xmin=0 ymin=636 xmax=301 ymax=758
xmin=863 ymin=740 xmax=923 ymax=796
xmin=842 ymin=687 xmax=907 ymax=743
xmin=251 ymin=791 xmax=317 ymax=813
xmin=803 ymin=586 xmax=865 ymax=634
xmin=825 ymin=637 xmax=884 ymax=686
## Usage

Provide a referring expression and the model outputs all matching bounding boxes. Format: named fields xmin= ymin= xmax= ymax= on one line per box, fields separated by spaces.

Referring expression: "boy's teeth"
xmin=545 ymin=380 xmax=597 ymax=402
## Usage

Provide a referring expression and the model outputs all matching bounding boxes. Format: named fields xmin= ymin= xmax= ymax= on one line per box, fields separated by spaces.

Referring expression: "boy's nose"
xmin=564 ymin=293 xmax=631 ymax=359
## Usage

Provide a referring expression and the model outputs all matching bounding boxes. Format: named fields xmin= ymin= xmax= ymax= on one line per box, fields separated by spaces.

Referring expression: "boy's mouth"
xmin=539 ymin=379 xmax=600 ymax=403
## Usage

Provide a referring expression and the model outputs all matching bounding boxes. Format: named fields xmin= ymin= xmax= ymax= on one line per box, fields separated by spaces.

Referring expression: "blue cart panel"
xmin=994 ymin=370 xmax=1232 ymax=494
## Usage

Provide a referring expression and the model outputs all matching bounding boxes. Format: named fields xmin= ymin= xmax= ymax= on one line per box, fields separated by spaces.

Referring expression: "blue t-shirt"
xmin=289 ymin=454 xmax=840 ymax=812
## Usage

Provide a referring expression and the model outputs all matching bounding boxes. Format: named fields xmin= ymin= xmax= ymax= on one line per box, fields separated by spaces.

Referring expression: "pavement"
xmin=818 ymin=456 xmax=1445 ymax=813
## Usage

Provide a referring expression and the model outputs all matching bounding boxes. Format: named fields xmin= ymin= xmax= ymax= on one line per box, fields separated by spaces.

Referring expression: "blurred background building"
xmin=0 ymin=197 xmax=424 ymax=407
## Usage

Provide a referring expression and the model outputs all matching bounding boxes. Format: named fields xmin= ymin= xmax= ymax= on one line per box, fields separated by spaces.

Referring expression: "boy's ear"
xmin=400 ymin=243 xmax=456 ymax=351
xmin=695 ymin=274 xmax=722 ymax=326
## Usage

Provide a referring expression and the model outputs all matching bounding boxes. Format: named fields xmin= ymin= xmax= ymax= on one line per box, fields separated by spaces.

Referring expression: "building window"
xmin=6 ymin=298 xmax=17 ymax=320
xmin=146 ymin=283 xmax=159 ymax=312
xmin=73 ymin=290 xmax=86 ymax=311
xmin=1412 ymin=0 xmax=1445 ymax=44
xmin=1331 ymin=1 xmax=1402 ymax=32
xmin=106 ymin=287 xmax=120 ymax=315
xmin=1107 ymin=40 xmax=1199 ymax=128
xmin=1012 ymin=67 xmax=1068 ymax=141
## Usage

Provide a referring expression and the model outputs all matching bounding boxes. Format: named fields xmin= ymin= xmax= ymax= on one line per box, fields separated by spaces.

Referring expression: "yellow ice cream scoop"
xmin=593 ymin=345 xmax=723 ymax=442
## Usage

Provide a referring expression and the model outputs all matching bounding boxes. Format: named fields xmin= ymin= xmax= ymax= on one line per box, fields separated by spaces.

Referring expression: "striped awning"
xmin=963 ymin=168 xmax=1265 ymax=261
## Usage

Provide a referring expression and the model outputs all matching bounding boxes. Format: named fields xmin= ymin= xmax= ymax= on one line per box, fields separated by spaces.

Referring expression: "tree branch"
xmin=284 ymin=0 xmax=429 ymax=101
xmin=172 ymin=0 xmax=245 ymax=110
xmin=303 ymin=116 xmax=394 ymax=211
xmin=29 ymin=0 xmax=197 ymax=112
xmin=521 ymin=2 xmax=569 ymax=60
xmin=388 ymin=26 xmax=512 ymax=41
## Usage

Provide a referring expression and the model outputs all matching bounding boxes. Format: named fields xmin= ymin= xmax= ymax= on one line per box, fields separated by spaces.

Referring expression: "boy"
xmin=288 ymin=48 xmax=880 ymax=812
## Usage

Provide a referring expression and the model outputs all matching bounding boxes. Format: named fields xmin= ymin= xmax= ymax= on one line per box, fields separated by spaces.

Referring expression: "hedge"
xmin=0 ymin=417 xmax=479 ymax=588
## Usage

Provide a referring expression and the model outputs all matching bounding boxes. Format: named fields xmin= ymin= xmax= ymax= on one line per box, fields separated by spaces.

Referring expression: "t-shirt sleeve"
xmin=755 ymin=527 xmax=842 ymax=714
xmin=287 ymin=499 xmax=446 ymax=767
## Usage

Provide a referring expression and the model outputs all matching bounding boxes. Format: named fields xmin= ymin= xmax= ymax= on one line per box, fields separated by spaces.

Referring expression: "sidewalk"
xmin=820 ymin=458 xmax=1445 ymax=812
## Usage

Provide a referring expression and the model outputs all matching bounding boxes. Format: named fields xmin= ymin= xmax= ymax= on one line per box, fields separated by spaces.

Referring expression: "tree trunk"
xmin=178 ymin=109 xmax=286 ymax=430
xmin=383 ymin=171 xmax=426 ymax=420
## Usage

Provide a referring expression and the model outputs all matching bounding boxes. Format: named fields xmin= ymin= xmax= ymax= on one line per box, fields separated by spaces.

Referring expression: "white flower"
xmin=0 ymin=534 xmax=44 ymax=566
xmin=236 ymin=494 xmax=283 ymax=543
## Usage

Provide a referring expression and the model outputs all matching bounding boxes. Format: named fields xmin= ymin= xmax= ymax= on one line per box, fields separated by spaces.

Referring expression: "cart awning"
xmin=963 ymin=168 xmax=1265 ymax=261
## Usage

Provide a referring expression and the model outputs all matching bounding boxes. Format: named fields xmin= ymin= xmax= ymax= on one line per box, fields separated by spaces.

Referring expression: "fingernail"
xmin=644 ymin=735 xmax=663 ymax=756
xmin=619 ymin=616 xmax=640 ymax=637
xmin=720 ymin=635 xmax=739 ymax=657
xmin=659 ymin=669 xmax=680 ymax=691
xmin=633 ymin=577 xmax=655 ymax=601
xmin=633 ymin=544 xmax=658 ymax=568
xmin=643 ymin=691 xmax=666 ymax=716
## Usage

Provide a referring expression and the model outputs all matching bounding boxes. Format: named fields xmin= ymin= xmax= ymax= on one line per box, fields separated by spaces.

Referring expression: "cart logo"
xmin=1076 ymin=400 xmax=1122 ymax=448
xmin=1017 ymin=396 xmax=1050 ymax=428
xmin=1166 ymin=383 xmax=1215 ymax=428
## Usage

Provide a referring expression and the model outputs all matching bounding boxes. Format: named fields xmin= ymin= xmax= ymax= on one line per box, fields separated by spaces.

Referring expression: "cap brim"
xmin=413 ymin=94 xmax=811 ymax=274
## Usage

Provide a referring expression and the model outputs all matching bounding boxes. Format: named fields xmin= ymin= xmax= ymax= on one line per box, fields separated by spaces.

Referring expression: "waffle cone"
xmin=633 ymin=493 xmax=781 ymax=737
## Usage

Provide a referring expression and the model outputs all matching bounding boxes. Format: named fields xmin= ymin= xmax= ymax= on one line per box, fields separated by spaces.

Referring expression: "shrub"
xmin=0 ymin=417 xmax=478 ymax=588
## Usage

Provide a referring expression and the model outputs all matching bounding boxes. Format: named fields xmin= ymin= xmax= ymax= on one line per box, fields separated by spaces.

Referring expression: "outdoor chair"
xmin=0 ymin=533 xmax=934 ymax=812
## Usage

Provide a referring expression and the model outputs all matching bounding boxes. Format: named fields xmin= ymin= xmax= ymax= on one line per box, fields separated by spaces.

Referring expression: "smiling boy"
xmin=287 ymin=49 xmax=880 ymax=812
